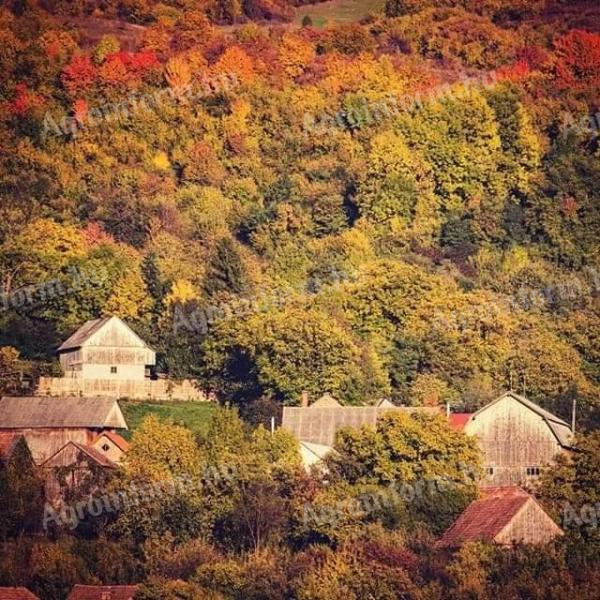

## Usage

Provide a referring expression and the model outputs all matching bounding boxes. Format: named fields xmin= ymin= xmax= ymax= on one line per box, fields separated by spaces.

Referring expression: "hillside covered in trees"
xmin=1 ymin=0 xmax=599 ymax=427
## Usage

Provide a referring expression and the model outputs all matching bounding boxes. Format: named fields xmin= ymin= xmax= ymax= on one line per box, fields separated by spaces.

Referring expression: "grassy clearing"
xmin=119 ymin=400 xmax=217 ymax=439
xmin=294 ymin=0 xmax=386 ymax=27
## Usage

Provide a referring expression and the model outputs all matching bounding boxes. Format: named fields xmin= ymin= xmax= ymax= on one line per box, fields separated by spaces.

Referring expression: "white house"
xmin=37 ymin=316 xmax=207 ymax=401
xmin=57 ymin=316 xmax=155 ymax=381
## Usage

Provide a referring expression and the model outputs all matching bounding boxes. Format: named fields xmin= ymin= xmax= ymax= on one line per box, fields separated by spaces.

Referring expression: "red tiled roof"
xmin=94 ymin=431 xmax=130 ymax=453
xmin=0 ymin=588 xmax=39 ymax=599
xmin=438 ymin=487 xmax=531 ymax=547
xmin=448 ymin=413 xmax=472 ymax=431
xmin=67 ymin=585 xmax=138 ymax=600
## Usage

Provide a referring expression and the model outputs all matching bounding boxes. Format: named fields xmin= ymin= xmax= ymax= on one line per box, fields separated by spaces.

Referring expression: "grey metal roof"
xmin=57 ymin=316 xmax=153 ymax=353
xmin=57 ymin=316 xmax=113 ymax=352
xmin=0 ymin=397 xmax=128 ymax=429
xmin=282 ymin=404 xmax=440 ymax=446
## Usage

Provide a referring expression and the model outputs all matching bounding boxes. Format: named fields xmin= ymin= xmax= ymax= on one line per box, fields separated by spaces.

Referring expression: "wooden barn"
xmin=0 ymin=396 xmax=128 ymax=464
xmin=462 ymin=391 xmax=573 ymax=486
xmin=438 ymin=486 xmax=563 ymax=547
xmin=41 ymin=441 xmax=119 ymax=504
xmin=57 ymin=316 xmax=155 ymax=382
xmin=282 ymin=393 xmax=440 ymax=447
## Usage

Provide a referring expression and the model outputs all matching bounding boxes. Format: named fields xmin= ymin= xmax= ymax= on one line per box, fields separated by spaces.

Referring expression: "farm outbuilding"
xmin=439 ymin=486 xmax=563 ymax=547
xmin=282 ymin=393 xmax=439 ymax=447
xmin=0 ymin=396 xmax=127 ymax=464
xmin=462 ymin=391 xmax=573 ymax=486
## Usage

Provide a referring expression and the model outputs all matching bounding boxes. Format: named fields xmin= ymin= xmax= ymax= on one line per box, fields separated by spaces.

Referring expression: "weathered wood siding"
xmin=43 ymin=444 xmax=107 ymax=505
xmin=60 ymin=318 xmax=155 ymax=380
xmin=92 ymin=434 xmax=125 ymax=463
xmin=464 ymin=396 xmax=564 ymax=486
xmin=0 ymin=428 xmax=98 ymax=464
xmin=37 ymin=377 xmax=208 ymax=401
xmin=495 ymin=499 xmax=563 ymax=545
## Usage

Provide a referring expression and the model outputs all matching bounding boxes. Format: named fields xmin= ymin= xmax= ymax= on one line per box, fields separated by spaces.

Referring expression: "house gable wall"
xmin=464 ymin=396 xmax=565 ymax=486
xmin=494 ymin=499 xmax=563 ymax=545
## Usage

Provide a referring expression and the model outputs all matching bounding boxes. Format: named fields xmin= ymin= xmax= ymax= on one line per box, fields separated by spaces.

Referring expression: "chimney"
xmin=446 ymin=402 xmax=451 ymax=418
xmin=300 ymin=391 xmax=309 ymax=408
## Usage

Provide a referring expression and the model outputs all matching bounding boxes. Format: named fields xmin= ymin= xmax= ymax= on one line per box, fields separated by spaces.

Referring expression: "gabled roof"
xmin=469 ymin=391 xmax=573 ymax=448
xmin=0 ymin=588 xmax=39 ymax=600
xmin=57 ymin=316 xmax=152 ymax=352
xmin=376 ymin=399 xmax=396 ymax=408
xmin=67 ymin=585 xmax=138 ymax=600
xmin=282 ymin=404 xmax=440 ymax=446
xmin=439 ymin=487 xmax=530 ymax=547
xmin=310 ymin=393 xmax=342 ymax=408
xmin=299 ymin=441 xmax=334 ymax=461
xmin=93 ymin=431 xmax=130 ymax=453
xmin=0 ymin=397 xmax=128 ymax=430
xmin=448 ymin=413 xmax=473 ymax=431
xmin=438 ymin=487 xmax=562 ymax=547
xmin=41 ymin=441 xmax=119 ymax=469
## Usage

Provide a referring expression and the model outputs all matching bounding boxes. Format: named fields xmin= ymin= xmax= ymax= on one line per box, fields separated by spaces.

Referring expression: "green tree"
xmin=204 ymin=237 xmax=249 ymax=297
xmin=0 ymin=437 xmax=44 ymax=539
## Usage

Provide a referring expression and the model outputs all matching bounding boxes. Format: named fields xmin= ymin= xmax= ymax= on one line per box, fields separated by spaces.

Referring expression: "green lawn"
xmin=294 ymin=0 xmax=386 ymax=27
xmin=119 ymin=400 xmax=217 ymax=439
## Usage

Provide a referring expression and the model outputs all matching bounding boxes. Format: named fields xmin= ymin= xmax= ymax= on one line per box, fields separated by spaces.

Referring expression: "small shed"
xmin=0 ymin=396 xmax=127 ymax=464
xmin=438 ymin=486 xmax=563 ymax=547
xmin=66 ymin=585 xmax=138 ymax=600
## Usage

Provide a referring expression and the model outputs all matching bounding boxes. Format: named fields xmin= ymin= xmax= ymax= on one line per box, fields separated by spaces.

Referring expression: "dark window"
xmin=526 ymin=466 xmax=541 ymax=477
xmin=102 ymin=443 xmax=110 ymax=452
xmin=486 ymin=467 xmax=495 ymax=476
xmin=110 ymin=366 xmax=117 ymax=374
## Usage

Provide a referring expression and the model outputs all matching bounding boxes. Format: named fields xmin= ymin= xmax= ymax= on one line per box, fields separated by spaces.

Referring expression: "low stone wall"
xmin=37 ymin=377 xmax=208 ymax=401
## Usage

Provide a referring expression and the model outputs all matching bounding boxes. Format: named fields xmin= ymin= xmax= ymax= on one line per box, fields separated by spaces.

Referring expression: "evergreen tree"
xmin=0 ymin=437 xmax=44 ymax=539
xmin=204 ymin=238 xmax=249 ymax=297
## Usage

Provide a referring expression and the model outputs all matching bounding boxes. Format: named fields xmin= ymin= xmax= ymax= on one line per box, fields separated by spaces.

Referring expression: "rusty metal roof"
xmin=438 ymin=487 xmax=552 ymax=547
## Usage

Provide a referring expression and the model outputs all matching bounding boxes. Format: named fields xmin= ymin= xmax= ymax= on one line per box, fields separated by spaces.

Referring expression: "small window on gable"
xmin=526 ymin=466 xmax=541 ymax=477
xmin=102 ymin=443 xmax=110 ymax=452
xmin=110 ymin=366 xmax=117 ymax=374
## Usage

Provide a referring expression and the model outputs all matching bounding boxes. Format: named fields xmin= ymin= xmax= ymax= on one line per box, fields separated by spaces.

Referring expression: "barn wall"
xmin=42 ymin=444 xmax=107 ymax=505
xmin=464 ymin=397 xmax=564 ymax=486
xmin=0 ymin=428 xmax=97 ymax=464
xmin=60 ymin=350 xmax=82 ymax=372
xmin=495 ymin=500 xmax=563 ymax=545
xmin=80 ymin=363 xmax=146 ymax=381
xmin=92 ymin=436 xmax=125 ymax=463
xmin=80 ymin=348 xmax=155 ymax=369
